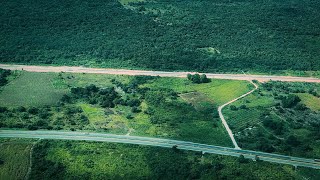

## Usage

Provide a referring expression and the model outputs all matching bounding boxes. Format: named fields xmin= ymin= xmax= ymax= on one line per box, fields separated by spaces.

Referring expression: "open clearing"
xmin=180 ymin=92 xmax=215 ymax=111
xmin=0 ymin=72 xmax=68 ymax=107
xmin=144 ymin=77 xmax=252 ymax=105
xmin=296 ymin=93 xmax=320 ymax=111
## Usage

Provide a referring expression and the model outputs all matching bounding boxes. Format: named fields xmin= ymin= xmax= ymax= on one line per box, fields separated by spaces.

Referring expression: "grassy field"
xmin=180 ymin=92 xmax=215 ymax=111
xmin=28 ymin=139 xmax=316 ymax=180
xmin=0 ymin=138 xmax=35 ymax=180
xmin=79 ymin=103 xmax=106 ymax=124
xmin=0 ymin=72 xmax=68 ymax=107
xmin=144 ymin=77 xmax=252 ymax=105
xmin=223 ymin=91 xmax=275 ymax=132
xmin=296 ymin=93 xmax=320 ymax=111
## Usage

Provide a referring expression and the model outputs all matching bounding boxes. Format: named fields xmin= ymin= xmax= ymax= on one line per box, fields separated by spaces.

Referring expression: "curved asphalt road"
xmin=0 ymin=64 xmax=320 ymax=83
xmin=0 ymin=130 xmax=319 ymax=169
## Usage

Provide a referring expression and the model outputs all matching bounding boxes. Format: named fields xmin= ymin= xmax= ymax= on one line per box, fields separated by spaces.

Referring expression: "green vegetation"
xmin=29 ymin=139 xmax=316 ymax=180
xmin=223 ymin=81 xmax=320 ymax=158
xmin=296 ymin=93 xmax=320 ymax=111
xmin=1 ymin=0 xmax=320 ymax=74
xmin=0 ymin=72 xmax=68 ymax=107
xmin=0 ymin=71 xmax=253 ymax=146
xmin=144 ymin=77 xmax=252 ymax=105
xmin=0 ymin=69 xmax=11 ymax=87
xmin=187 ymin=73 xmax=210 ymax=84
xmin=0 ymin=138 xmax=35 ymax=180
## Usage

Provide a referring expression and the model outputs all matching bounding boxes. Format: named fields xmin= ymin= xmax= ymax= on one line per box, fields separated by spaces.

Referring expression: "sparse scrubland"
xmin=1 ymin=0 xmax=320 ymax=76
xmin=224 ymin=81 xmax=320 ymax=158
xmin=28 ymin=139 xmax=318 ymax=180
xmin=1 ymin=70 xmax=320 ymax=178
xmin=1 ymin=138 xmax=319 ymax=180
xmin=0 ymin=70 xmax=253 ymax=146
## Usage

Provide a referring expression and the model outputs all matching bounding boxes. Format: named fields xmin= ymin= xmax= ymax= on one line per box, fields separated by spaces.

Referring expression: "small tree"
xmin=286 ymin=135 xmax=301 ymax=146
xmin=172 ymin=145 xmax=179 ymax=152
xmin=187 ymin=73 xmax=192 ymax=80
xmin=239 ymin=104 xmax=247 ymax=109
xmin=200 ymin=74 xmax=210 ymax=83
xmin=230 ymin=105 xmax=238 ymax=111
xmin=282 ymin=94 xmax=301 ymax=108
xmin=28 ymin=107 xmax=39 ymax=115
xmin=187 ymin=73 xmax=210 ymax=84
xmin=255 ymin=155 xmax=261 ymax=162
xmin=192 ymin=74 xmax=201 ymax=84
xmin=238 ymin=155 xmax=249 ymax=163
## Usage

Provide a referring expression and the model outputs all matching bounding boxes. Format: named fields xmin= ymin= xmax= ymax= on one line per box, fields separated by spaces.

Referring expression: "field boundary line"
xmin=25 ymin=139 xmax=41 ymax=180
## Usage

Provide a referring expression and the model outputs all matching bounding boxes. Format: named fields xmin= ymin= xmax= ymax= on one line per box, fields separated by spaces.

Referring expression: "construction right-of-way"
xmin=1 ymin=130 xmax=319 ymax=169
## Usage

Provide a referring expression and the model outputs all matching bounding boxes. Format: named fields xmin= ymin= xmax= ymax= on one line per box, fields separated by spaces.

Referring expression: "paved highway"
xmin=1 ymin=130 xmax=319 ymax=169
xmin=0 ymin=64 xmax=320 ymax=83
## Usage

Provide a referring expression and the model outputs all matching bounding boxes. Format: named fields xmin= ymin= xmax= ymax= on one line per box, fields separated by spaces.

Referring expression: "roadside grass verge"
xmin=0 ymin=138 xmax=35 ymax=180
xmin=61 ymin=73 xmax=131 ymax=88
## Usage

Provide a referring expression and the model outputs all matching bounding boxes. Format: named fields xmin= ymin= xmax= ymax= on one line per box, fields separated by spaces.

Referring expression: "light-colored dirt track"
xmin=218 ymin=81 xmax=259 ymax=149
xmin=0 ymin=64 xmax=320 ymax=83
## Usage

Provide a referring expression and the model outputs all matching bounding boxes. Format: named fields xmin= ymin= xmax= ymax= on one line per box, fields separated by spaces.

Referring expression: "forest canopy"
xmin=1 ymin=0 xmax=320 ymax=73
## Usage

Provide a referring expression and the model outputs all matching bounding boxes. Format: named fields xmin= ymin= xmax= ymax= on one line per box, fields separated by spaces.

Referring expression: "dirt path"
xmin=1 ymin=64 xmax=320 ymax=83
xmin=25 ymin=140 xmax=40 ymax=180
xmin=218 ymin=81 xmax=259 ymax=149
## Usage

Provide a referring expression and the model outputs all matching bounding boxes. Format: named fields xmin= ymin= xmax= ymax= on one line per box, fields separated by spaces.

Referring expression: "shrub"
xmin=282 ymin=94 xmax=301 ymax=108
xmin=238 ymin=155 xmax=249 ymax=163
xmin=230 ymin=105 xmax=238 ymax=111
xmin=0 ymin=106 xmax=8 ymax=113
xmin=28 ymin=107 xmax=39 ymax=115
xmin=126 ymin=114 xmax=134 ymax=119
xmin=239 ymin=105 xmax=247 ymax=109
xmin=187 ymin=74 xmax=210 ymax=84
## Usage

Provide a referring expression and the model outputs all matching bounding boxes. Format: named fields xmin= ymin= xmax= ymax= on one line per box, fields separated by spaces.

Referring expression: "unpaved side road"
xmin=218 ymin=81 xmax=259 ymax=149
xmin=0 ymin=64 xmax=320 ymax=83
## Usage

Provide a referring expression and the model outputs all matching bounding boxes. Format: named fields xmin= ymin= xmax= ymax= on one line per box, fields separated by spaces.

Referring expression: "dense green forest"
xmin=1 ymin=0 xmax=320 ymax=73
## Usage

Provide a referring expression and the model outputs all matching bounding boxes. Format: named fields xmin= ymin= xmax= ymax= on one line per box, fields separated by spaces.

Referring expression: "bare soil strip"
xmin=0 ymin=64 xmax=319 ymax=83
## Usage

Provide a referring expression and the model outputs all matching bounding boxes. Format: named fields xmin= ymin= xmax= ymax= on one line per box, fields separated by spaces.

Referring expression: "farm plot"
xmin=0 ymin=72 xmax=68 ymax=107
xmin=0 ymin=138 xmax=35 ymax=180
